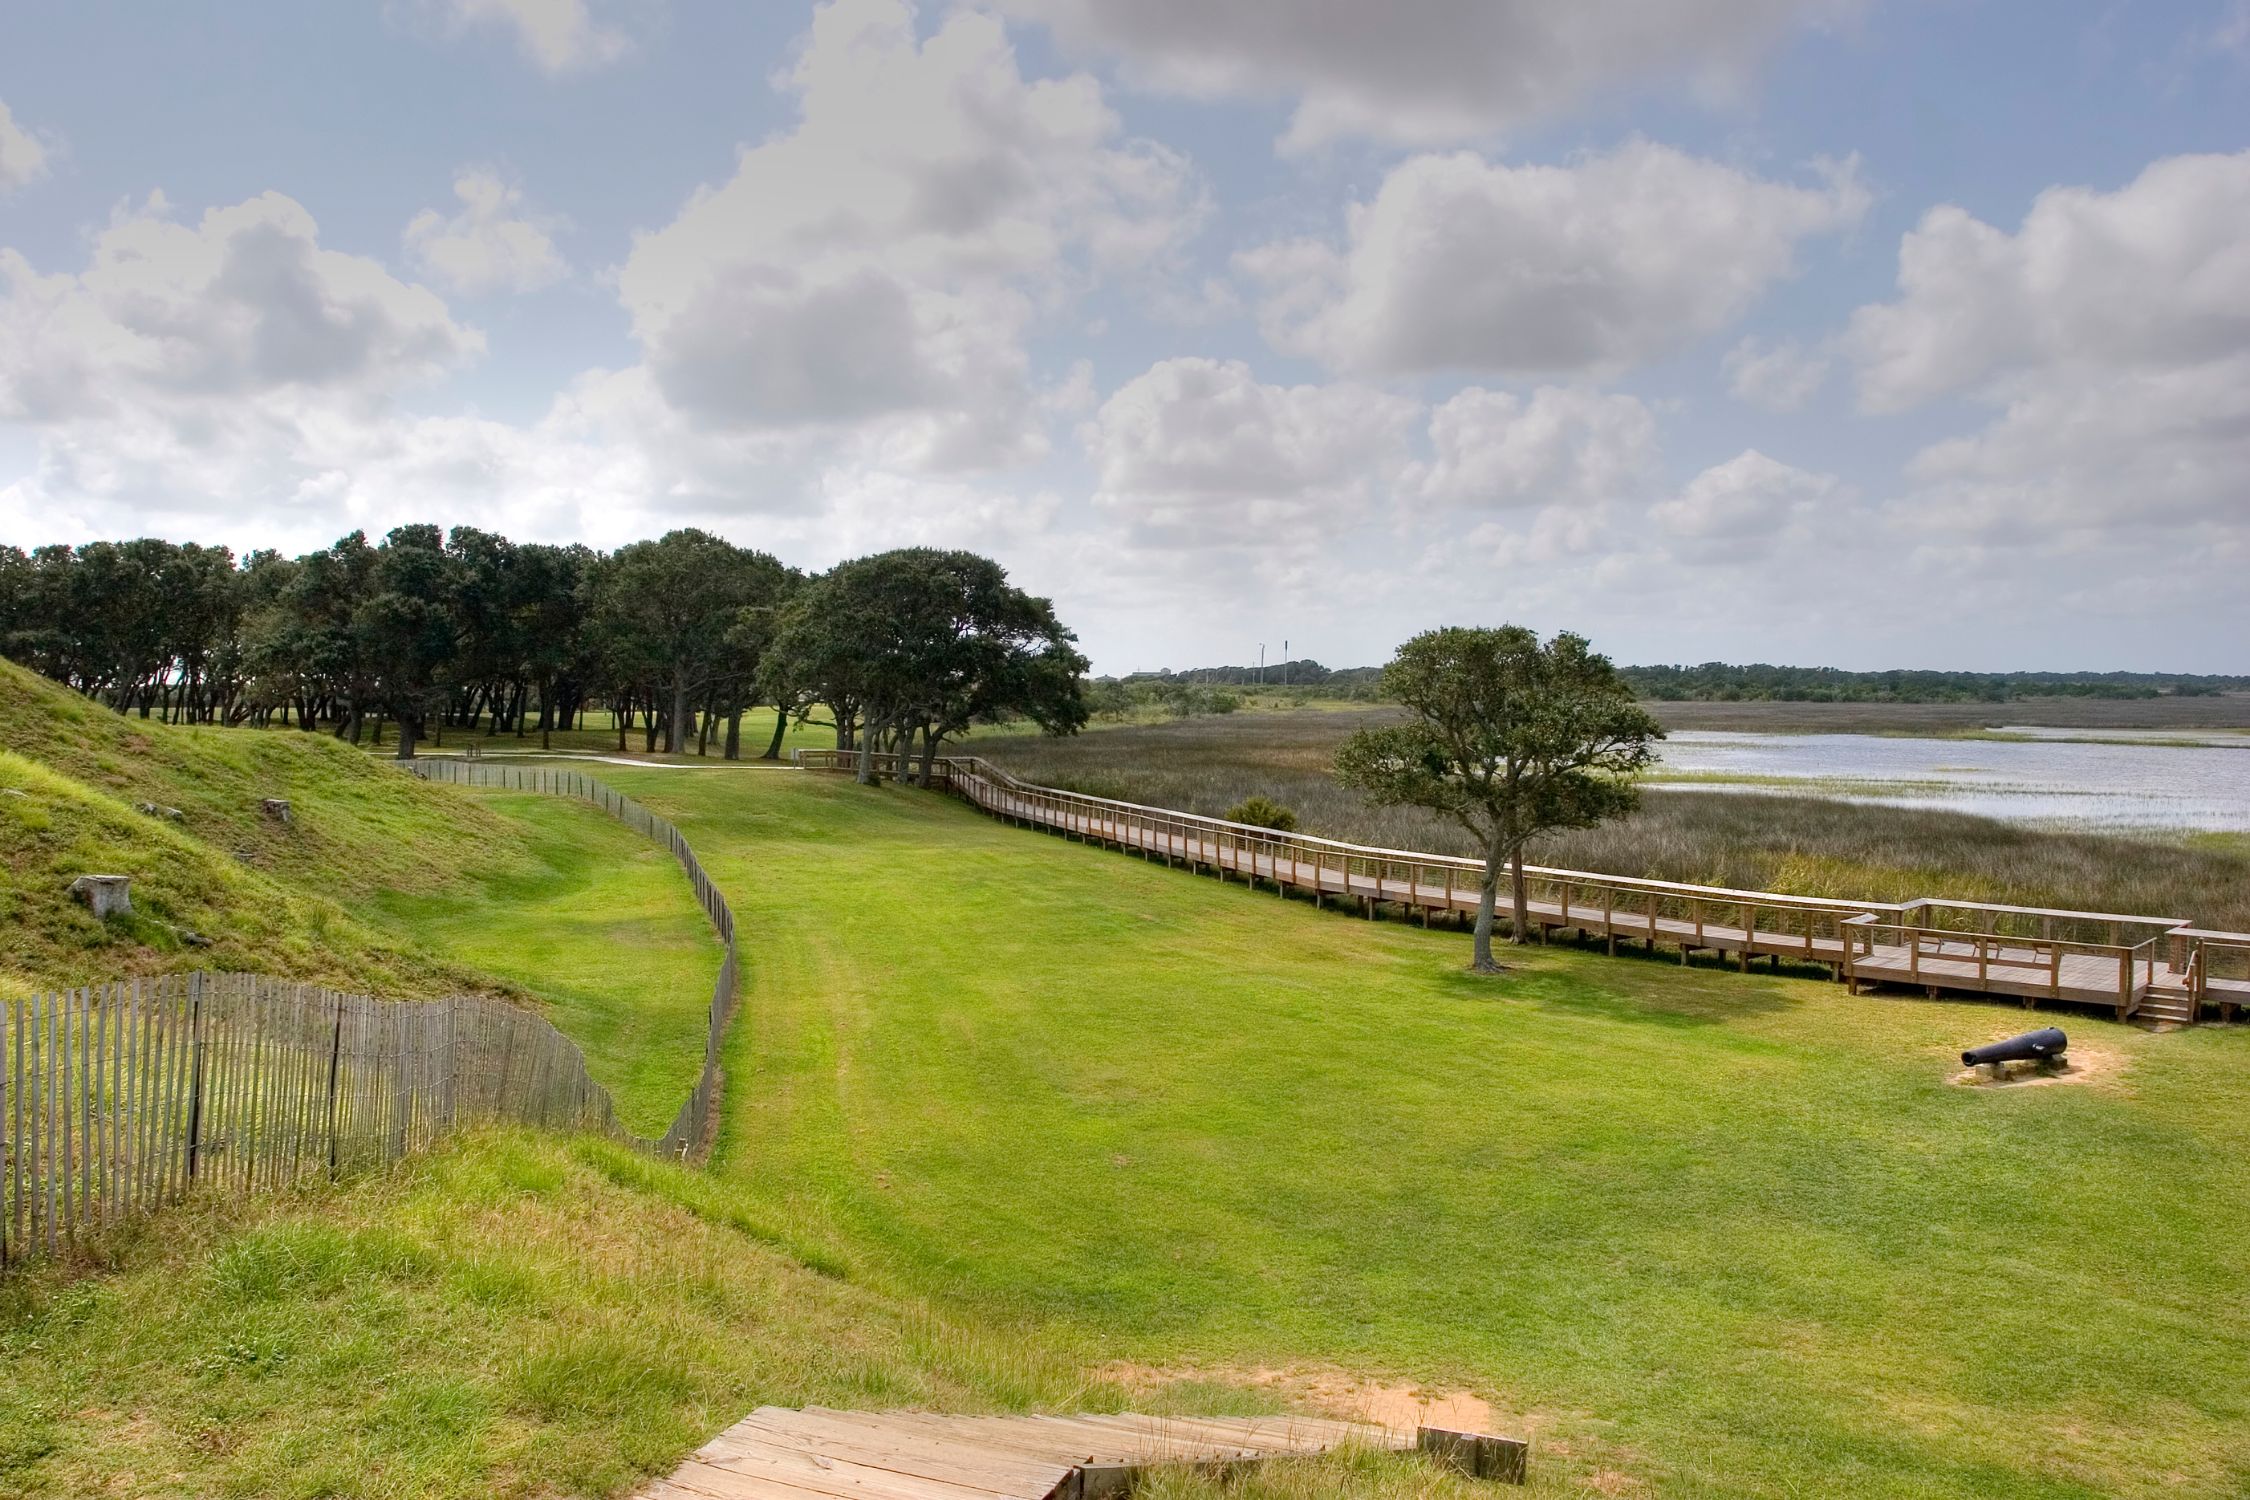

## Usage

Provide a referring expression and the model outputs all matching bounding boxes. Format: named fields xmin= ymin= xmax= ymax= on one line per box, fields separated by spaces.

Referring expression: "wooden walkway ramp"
xmin=797 ymin=750 xmax=2250 ymax=1027
xmin=639 ymin=1408 xmax=1419 ymax=1500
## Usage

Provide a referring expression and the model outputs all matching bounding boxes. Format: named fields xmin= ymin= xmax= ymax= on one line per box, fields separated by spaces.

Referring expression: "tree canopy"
xmin=767 ymin=548 xmax=1085 ymax=785
xmin=1 ymin=528 xmax=1083 ymax=769
xmin=1335 ymin=626 xmax=1663 ymax=973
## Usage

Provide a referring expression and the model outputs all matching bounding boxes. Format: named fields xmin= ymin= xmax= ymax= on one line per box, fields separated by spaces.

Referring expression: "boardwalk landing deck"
xmin=797 ymin=751 xmax=2250 ymax=1027
xmin=638 ymin=1408 xmax=1443 ymax=1500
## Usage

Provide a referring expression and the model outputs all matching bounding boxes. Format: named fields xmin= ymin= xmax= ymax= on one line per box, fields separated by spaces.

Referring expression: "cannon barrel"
xmin=1961 ymin=1027 xmax=2066 ymax=1068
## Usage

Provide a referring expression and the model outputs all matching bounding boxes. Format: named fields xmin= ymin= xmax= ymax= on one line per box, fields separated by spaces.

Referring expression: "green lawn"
xmin=357 ymin=791 xmax=721 ymax=1139
xmin=598 ymin=768 xmax=2250 ymax=1500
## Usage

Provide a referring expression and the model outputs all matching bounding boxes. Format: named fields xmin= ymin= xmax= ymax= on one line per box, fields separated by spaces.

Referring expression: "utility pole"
xmin=1283 ymin=640 xmax=1290 ymax=687
xmin=1258 ymin=644 xmax=1265 ymax=686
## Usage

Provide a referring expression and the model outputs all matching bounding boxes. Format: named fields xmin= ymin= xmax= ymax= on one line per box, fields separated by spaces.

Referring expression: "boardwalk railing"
xmin=799 ymin=748 xmax=2250 ymax=1021
xmin=2 ymin=760 xmax=740 ymax=1267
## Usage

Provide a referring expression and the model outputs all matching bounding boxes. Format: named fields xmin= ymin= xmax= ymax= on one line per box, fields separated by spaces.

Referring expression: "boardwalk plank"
xmin=644 ymin=1410 xmax=1421 ymax=1500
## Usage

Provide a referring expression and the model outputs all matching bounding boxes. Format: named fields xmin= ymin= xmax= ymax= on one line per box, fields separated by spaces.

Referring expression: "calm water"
xmin=1649 ymin=731 xmax=2250 ymax=832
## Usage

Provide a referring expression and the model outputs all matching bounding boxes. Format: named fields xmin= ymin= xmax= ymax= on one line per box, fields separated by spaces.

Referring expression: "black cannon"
xmin=1961 ymin=1027 xmax=2067 ymax=1069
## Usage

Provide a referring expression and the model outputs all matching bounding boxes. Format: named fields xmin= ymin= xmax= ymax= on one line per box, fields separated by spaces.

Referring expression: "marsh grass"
xmin=976 ymin=712 xmax=2250 ymax=929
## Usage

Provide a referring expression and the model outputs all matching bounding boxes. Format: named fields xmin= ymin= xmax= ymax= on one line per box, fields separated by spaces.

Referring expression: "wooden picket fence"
xmin=0 ymin=759 xmax=740 ymax=1267
xmin=0 ymin=974 xmax=624 ymax=1265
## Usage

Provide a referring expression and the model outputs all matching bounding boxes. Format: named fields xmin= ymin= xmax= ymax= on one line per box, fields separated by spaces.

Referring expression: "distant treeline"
xmin=0 ymin=530 xmax=1085 ymax=766
xmin=1117 ymin=660 xmax=1387 ymax=692
xmin=1129 ymin=658 xmax=2244 ymax=704
xmin=1619 ymin=664 xmax=2248 ymax=703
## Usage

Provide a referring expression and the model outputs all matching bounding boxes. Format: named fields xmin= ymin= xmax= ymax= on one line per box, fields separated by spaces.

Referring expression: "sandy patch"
xmin=1949 ymin=1037 xmax=2126 ymax=1089
xmin=1099 ymin=1361 xmax=1501 ymax=1435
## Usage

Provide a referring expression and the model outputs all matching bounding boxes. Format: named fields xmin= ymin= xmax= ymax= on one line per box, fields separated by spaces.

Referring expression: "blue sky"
xmin=2 ymin=0 xmax=2246 ymax=673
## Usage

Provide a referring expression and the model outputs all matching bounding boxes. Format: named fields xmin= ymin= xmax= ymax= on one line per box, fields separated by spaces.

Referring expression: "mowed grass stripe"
xmin=606 ymin=768 xmax=2250 ymax=1500
xmin=356 ymin=789 xmax=722 ymax=1139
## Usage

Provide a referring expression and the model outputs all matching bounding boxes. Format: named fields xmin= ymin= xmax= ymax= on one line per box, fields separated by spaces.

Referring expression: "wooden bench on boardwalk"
xmin=797 ymin=750 xmax=2250 ymax=1027
xmin=639 ymin=1407 xmax=1526 ymax=1500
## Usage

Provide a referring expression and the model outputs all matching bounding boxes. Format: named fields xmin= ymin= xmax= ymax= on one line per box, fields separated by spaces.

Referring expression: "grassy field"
xmin=445 ymin=705 xmax=839 ymax=762
xmin=974 ymin=712 xmax=2250 ymax=931
xmin=598 ymin=768 xmax=2250 ymax=1500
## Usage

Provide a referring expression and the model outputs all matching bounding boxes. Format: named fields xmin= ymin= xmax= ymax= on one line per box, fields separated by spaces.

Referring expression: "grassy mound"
xmin=0 ymin=658 xmax=718 ymax=1131
xmin=0 ymin=747 xmax=479 ymax=997
xmin=0 ymin=659 xmax=511 ymax=907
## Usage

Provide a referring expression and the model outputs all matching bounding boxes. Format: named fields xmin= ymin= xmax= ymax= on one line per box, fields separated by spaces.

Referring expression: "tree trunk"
xmin=394 ymin=716 xmax=418 ymax=760
xmin=917 ymin=725 xmax=939 ymax=788
xmin=1471 ymin=847 xmax=1504 ymax=974
xmin=1510 ymin=848 xmax=1533 ymax=945
xmin=667 ymin=677 xmax=689 ymax=755
xmin=855 ymin=734 xmax=876 ymax=785
xmin=762 ymin=704 xmax=789 ymax=760
xmin=724 ymin=709 xmax=742 ymax=761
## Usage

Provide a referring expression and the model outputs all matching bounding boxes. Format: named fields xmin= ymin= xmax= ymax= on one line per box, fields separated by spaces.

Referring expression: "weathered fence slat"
xmin=3 ymin=758 xmax=742 ymax=1269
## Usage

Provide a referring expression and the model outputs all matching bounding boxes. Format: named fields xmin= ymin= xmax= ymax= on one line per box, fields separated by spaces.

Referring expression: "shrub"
xmin=1225 ymin=795 xmax=1299 ymax=832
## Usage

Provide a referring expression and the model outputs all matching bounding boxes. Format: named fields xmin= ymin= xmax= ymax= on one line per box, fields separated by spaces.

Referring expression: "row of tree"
xmin=0 ymin=529 xmax=1087 ymax=771
xmin=1620 ymin=663 xmax=2247 ymax=703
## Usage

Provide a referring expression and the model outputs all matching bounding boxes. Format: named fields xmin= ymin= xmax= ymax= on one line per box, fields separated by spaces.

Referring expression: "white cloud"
xmin=1242 ymin=141 xmax=1866 ymax=379
xmin=616 ymin=0 xmax=1202 ymax=465
xmin=1408 ymin=386 xmax=1658 ymax=509
xmin=1650 ymin=449 xmax=1840 ymax=549
xmin=403 ymin=169 xmax=568 ymax=295
xmin=0 ymin=191 xmax=479 ymax=426
xmin=0 ymin=99 xmax=49 ymax=194
xmin=422 ymin=0 xmax=632 ymax=74
xmin=0 ymin=189 xmax=512 ymax=549
xmin=1847 ymin=151 xmax=2250 ymax=413
xmin=1723 ymin=336 xmax=1829 ymax=411
xmin=1847 ymin=150 xmax=2250 ymax=541
xmin=994 ymin=0 xmax=1851 ymax=151
xmin=1082 ymin=357 xmax=1416 ymax=544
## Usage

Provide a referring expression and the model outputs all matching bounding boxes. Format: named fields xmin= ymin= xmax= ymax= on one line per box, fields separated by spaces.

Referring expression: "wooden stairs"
xmin=638 ymin=1406 xmax=1526 ymax=1500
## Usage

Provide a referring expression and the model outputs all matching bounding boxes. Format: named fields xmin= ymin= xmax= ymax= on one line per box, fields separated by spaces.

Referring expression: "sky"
xmin=2 ymin=1 xmax=2247 ymax=675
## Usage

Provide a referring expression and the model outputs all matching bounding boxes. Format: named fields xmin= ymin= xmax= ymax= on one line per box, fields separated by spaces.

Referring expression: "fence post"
xmin=324 ymin=993 xmax=344 ymax=1179
xmin=184 ymin=974 xmax=206 ymax=1184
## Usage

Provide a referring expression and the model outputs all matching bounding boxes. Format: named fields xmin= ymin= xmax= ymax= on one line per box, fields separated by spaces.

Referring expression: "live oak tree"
xmin=1335 ymin=626 xmax=1662 ymax=974
xmin=766 ymin=548 xmax=1087 ymax=786
xmin=591 ymin=530 xmax=789 ymax=755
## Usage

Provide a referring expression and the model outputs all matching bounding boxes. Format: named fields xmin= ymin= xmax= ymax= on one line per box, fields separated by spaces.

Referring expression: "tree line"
xmin=1620 ymin=663 xmax=2248 ymax=703
xmin=1134 ymin=657 xmax=2244 ymax=705
xmin=0 ymin=529 xmax=1087 ymax=772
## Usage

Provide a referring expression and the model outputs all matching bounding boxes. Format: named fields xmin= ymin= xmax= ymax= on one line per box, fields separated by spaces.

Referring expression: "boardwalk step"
xmin=641 ymin=1409 xmax=1522 ymax=1499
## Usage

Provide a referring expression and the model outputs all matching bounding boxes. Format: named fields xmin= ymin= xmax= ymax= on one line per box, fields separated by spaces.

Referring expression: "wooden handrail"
xmin=800 ymin=748 xmax=2232 ymax=1003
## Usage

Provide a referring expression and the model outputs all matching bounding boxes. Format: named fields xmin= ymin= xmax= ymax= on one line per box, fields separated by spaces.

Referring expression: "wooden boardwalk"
xmin=639 ymin=1408 xmax=1434 ymax=1500
xmin=799 ymin=751 xmax=2250 ymax=1026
